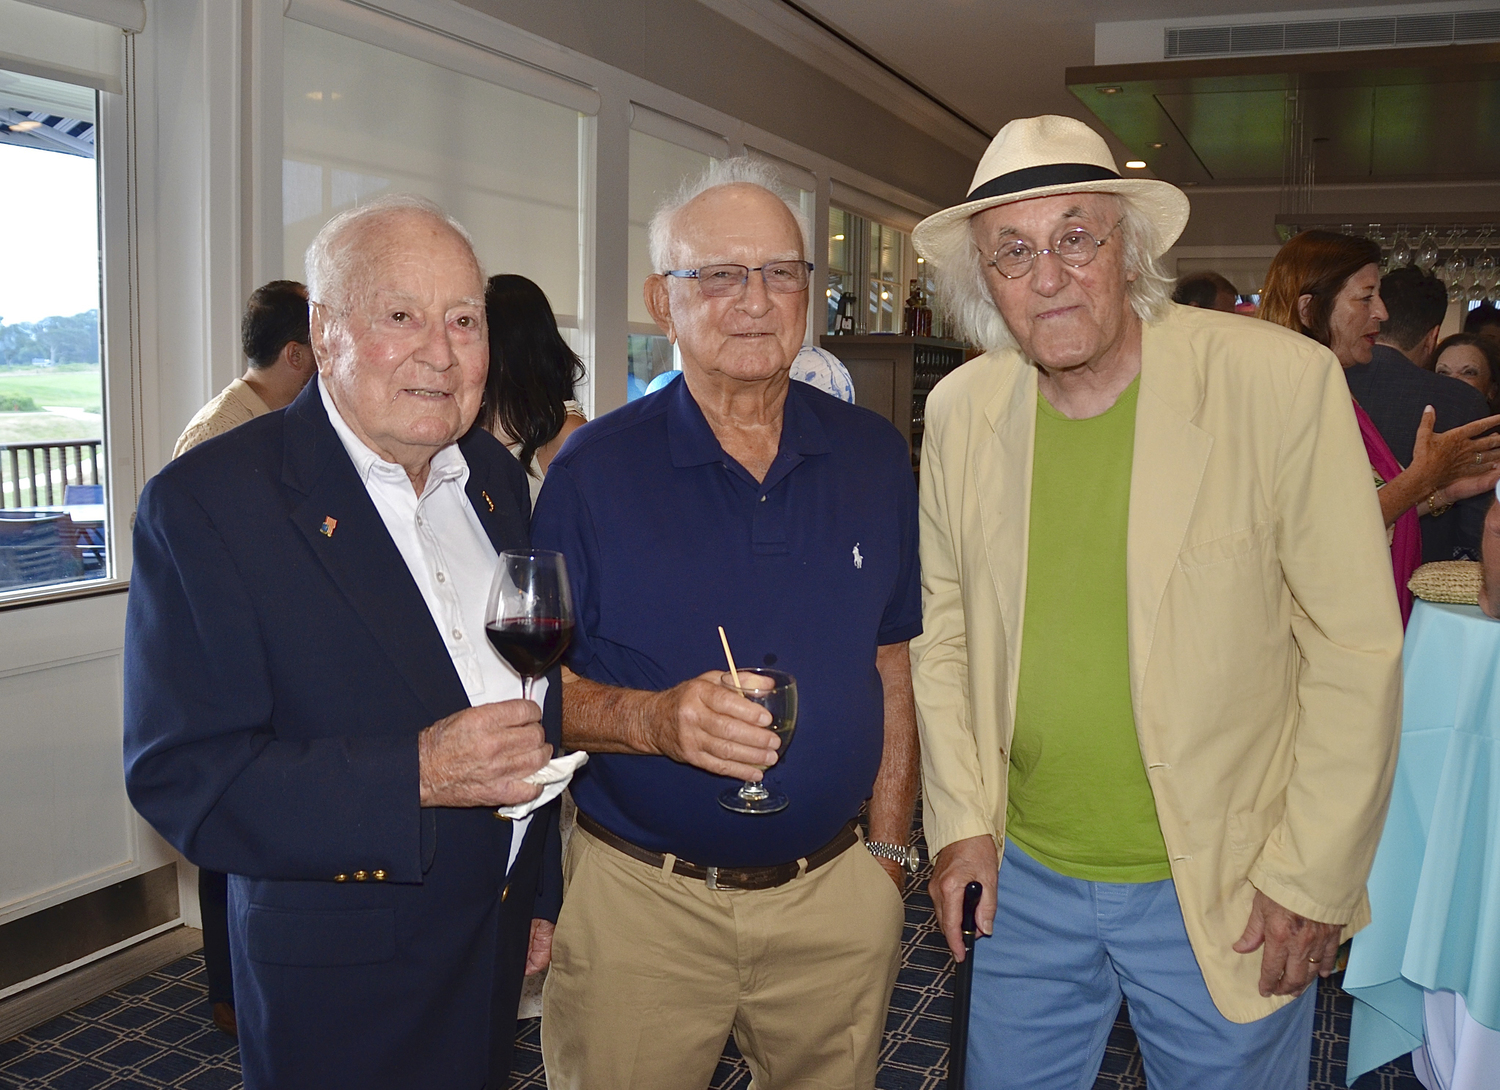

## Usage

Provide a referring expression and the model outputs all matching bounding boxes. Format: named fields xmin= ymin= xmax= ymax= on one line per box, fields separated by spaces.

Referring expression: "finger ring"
xmin=1477 ymin=453 xmax=1483 ymax=465
xmin=1308 ymin=956 xmax=1322 ymax=964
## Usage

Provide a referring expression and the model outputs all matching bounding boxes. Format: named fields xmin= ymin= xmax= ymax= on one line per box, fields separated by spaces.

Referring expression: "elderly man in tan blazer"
xmin=910 ymin=115 xmax=1403 ymax=1089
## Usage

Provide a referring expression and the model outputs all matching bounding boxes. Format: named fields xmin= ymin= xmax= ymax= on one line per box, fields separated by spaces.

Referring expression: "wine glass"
xmin=718 ymin=669 xmax=797 ymax=815
xmin=1446 ymin=252 xmax=1470 ymax=303
xmin=1391 ymin=228 xmax=1413 ymax=269
xmin=484 ymin=549 xmax=574 ymax=702
xmin=1416 ymin=225 xmax=1440 ymax=273
xmin=1474 ymin=228 xmax=1495 ymax=304
xmin=1368 ymin=225 xmax=1391 ymax=272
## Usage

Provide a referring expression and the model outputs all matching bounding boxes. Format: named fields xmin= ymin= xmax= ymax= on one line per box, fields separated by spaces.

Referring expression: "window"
xmin=0 ymin=68 xmax=108 ymax=595
xmin=282 ymin=21 xmax=584 ymax=344
xmin=825 ymin=207 xmax=937 ymax=338
xmin=626 ymin=128 xmax=712 ymax=400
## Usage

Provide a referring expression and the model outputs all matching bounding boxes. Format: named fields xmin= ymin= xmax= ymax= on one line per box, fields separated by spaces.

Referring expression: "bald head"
xmin=306 ymin=194 xmax=482 ymax=313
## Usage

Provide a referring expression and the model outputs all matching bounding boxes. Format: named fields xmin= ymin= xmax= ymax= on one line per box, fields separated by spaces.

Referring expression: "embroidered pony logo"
xmin=852 ymin=543 xmax=863 ymax=569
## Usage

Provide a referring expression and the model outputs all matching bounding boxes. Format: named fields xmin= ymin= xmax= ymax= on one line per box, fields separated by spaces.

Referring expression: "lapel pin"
xmin=319 ymin=516 xmax=338 ymax=537
xmin=481 ymin=490 xmax=495 ymax=513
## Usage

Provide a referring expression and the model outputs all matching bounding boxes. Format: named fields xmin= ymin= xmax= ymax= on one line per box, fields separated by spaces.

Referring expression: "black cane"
xmin=947 ymin=880 xmax=983 ymax=1090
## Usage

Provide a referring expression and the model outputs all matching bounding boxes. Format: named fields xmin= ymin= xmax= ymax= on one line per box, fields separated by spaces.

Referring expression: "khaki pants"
xmin=541 ymin=825 xmax=905 ymax=1090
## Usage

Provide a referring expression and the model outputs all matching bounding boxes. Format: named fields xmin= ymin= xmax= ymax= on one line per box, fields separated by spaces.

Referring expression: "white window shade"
xmin=629 ymin=104 xmax=729 ymax=161
xmin=627 ymin=128 xmax=713 ymax=327
xmin=0 ymin=0 xmax=130 ymax=93
xmin=830 ymin=180 xmax=922 ymax=234
xmin=12 ymin=0 xmax=143 ymax=32
xmin=282 ymin=19 xmax=583 ymax=323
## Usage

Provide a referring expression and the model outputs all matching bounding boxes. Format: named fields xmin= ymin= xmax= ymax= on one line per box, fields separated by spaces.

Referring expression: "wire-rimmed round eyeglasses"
xmin=982 ymin=219 xmax=1124 ymax=280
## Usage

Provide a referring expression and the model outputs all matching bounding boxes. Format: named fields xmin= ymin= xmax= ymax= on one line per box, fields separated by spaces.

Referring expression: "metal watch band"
xmin=866 ymin=840 xmax=919 ymax=873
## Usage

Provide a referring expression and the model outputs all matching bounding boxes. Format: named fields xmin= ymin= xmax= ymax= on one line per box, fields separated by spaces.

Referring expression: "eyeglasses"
xmin=663 ymin=261 xmax=814 ymax=297
xmin=982 ymin=219 xmax=1124 ymax=280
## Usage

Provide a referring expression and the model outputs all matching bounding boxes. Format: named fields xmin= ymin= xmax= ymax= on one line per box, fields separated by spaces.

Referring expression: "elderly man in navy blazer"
xmin=124 ymin=195 xmax=565 ymax=1089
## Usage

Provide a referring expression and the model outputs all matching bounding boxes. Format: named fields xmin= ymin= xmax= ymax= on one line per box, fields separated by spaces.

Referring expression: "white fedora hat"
xmin=912 ymin=114 xmax=1190 ymax=263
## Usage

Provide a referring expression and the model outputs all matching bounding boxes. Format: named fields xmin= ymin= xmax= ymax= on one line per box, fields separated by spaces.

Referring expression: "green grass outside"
xmin=0 ymin=411 xmax=103 ymax=444
xmin=0 ymin=366 xmax=103 ymax=412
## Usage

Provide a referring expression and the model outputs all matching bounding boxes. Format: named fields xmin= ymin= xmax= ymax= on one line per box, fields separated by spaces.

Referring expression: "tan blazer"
xmin=911 ymin=303 xmax=1404 ymax=1022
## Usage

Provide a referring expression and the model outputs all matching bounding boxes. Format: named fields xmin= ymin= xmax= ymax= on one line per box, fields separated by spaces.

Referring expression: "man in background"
xmin=172 ymin=280 xmax=315 ymax=458
xmin=1171 ymin=270 xmax=1238 ymax=312
xmin=1345 ymin=266 xmax=1496 ymax=561
xmin=170 ymin=279 xmax=314 ymax=1036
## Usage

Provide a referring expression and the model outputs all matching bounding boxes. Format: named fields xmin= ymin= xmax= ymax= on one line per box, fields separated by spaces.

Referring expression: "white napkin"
xmin=496 ymin=751 xmax=589 ymax=820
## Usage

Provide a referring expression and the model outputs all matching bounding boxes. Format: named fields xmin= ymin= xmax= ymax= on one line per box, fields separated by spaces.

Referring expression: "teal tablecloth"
xmin=1344 ymin=599 xmax=1500 ymax=1083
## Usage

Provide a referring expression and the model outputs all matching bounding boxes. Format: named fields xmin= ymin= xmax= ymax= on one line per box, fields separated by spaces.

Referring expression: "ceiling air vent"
xmin=1338 ymin=17 xmax=1396 ymax=47
xmin=1163 ymin=8 xmax=1500 ymax=57
xmin=1231 ymin=24 xmax=1285 ymax=53
xmin=1165 ymin=26 xmax=1232 ymax=57
xmin=1284 ymin=21 xmax=1340 ymax=50
xmin=1458 ymin=10 xmax=1500 ymax=37
xmin=1396 ymin=14 xmax=1456 ymax=42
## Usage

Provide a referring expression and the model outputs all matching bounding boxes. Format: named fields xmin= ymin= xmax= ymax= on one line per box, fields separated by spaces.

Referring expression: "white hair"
xmin=925 ymin=193 xmax=1174 ymax=353
xmin=304 ymin=193 xmax=482 ymax=311
xmin=647 ymin=156 xmax=812 ymax=273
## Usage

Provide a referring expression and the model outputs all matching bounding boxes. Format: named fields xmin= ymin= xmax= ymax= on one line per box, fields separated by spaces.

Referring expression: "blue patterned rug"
xmin=0 ymin=829 xmax=1422 ymax=1089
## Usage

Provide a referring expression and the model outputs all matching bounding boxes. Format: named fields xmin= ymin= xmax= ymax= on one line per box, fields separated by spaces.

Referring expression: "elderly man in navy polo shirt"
xmin=532 ymin=158 xmax=922 ymax=1090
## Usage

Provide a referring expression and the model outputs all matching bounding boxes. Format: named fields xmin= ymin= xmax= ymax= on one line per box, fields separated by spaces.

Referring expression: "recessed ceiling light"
xmin=1098 ymin=86 xmax=1124 ymax=95
xmin=916 ymin=257 xmax=925 ymax=263
xmin=8 ymin=120 xmax=41 ymax=132
xmin=1125 ymin=160 xmax=1147 ymax=169
xmin=832 ymin=234 xmax=845 ymax=241
xmin=1147 ymin=142 xmax=1166 ymax=149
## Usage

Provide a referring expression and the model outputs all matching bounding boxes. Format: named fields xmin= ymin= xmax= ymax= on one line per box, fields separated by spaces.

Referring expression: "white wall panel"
xmin=0 ymin=591 xmax=175 ymax=928
xmin=0 ymin=653 xmax=132 ymax=916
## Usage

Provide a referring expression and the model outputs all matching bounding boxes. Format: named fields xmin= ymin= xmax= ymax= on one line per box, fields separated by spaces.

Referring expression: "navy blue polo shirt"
xmin=531 ymin=376 xmax=921 ymax=867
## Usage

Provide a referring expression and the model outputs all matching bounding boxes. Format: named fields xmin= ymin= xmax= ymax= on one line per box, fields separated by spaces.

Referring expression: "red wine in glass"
xmin=485 ymin=618 xmax=574 ymax=680
xmin=484 ymin=550 xmax=574 ymax=701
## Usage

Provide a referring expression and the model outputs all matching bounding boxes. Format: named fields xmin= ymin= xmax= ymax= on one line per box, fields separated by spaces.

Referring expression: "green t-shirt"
xmin=1006 ymin=377 xmax=1171 ymax=883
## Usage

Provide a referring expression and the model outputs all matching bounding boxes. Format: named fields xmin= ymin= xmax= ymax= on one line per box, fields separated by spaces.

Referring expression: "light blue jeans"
xmin=964 ymin=841 xmax=1317 ymax=1090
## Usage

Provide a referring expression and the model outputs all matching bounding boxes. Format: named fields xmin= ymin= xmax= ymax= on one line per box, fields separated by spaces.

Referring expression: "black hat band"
xmin=966 ymin=163 xmax=1122 ymax=204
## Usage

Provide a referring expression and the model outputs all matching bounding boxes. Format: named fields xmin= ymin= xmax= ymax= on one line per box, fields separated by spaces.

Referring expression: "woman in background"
xmin=481 ymin=274 xmax=587 ymax=506
xmin=1434 ymin=332 xmax=1500 ymax=413
xmin=1259 ymin=231 xmax=1500 ymax=623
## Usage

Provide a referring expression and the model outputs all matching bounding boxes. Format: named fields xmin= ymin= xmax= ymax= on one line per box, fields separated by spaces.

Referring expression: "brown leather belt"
xmin=576 ymin=811 xmax=859 ymax=891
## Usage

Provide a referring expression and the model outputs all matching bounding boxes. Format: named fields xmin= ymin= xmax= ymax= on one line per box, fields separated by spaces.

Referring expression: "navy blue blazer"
xmin=124 ymin=379 xmax=561 ymax=1089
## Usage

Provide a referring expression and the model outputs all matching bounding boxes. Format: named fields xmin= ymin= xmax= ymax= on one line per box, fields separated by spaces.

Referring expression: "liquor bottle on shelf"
xmin=833 ymin=286 xmax=856 ymax=333
xmin=902 ymin=279 xmax=932 ymax=337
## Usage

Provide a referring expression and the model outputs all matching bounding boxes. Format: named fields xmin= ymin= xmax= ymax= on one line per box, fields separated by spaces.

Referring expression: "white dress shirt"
xmin=321 ymin=382 xmax=542 ymax=872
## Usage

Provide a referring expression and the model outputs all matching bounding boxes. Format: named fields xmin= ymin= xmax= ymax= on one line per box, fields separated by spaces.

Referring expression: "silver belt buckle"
xmin=705 ymin=866 xmax=720 ymax=890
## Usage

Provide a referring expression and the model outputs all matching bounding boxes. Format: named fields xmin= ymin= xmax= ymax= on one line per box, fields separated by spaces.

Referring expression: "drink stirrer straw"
xmin=717 ymin=625 xmax=744 ymax=693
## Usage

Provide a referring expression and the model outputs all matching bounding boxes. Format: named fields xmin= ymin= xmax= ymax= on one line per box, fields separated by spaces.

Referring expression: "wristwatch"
xmin=866 ymin=839 xmax=920 ymax=874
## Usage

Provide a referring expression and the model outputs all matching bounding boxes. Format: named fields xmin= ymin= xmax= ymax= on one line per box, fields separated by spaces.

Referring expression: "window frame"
xmin=0 ymin=63 xmax=132 ymax=611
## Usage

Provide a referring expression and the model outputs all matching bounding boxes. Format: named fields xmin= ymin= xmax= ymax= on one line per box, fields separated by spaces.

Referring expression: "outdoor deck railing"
xmin=1 ymin=440 xmax=105 ymax=509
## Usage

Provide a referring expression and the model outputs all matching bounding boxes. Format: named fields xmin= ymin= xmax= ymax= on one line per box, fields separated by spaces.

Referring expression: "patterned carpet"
xmin=0 ymin=829 xmax=1424 ymax=1089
